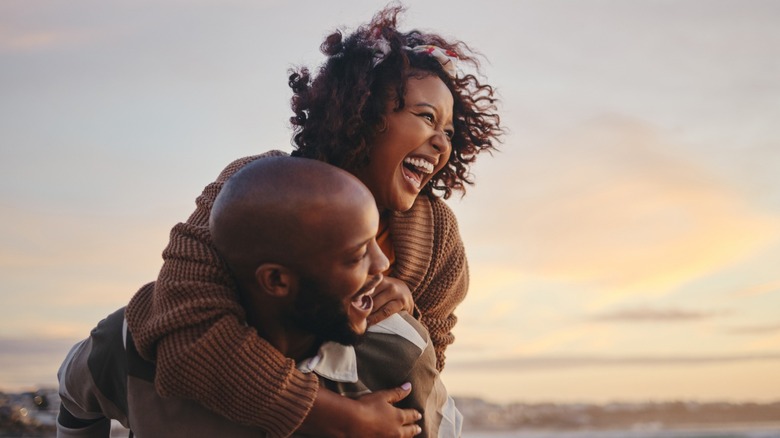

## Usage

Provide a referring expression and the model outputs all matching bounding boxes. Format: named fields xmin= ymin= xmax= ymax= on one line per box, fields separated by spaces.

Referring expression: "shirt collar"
xmin=297 ymin=341 xmax=358 ymax=383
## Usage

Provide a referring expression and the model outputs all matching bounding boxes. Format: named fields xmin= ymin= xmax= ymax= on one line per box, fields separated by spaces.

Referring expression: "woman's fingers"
xmin=384 ymin=385 xmax=422 ymax=437
xmin=403 ymin=424 xmax=423 ymax=437
xmin=368 ymin=298 xmax=405 ymax=325
xmin=368 ymin=277 xmax=414 ymax=325
xmin=354 ymin=384 xmax=422 ymax=437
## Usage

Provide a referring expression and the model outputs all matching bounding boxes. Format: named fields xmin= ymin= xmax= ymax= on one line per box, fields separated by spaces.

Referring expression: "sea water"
xmin=462 ymin=425 xmax=780 ymax=438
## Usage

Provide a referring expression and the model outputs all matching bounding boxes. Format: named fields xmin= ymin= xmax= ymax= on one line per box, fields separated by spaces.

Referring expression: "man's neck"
xmin=256 ymin=322 xmax=321 ymax=362
xmin=281 ymin=331 xmax=322 ymax=362
xmin=245 ymin=295 xmax=323 ymax=362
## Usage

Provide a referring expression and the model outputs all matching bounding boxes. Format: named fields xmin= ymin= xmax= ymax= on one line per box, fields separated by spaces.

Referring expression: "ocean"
xmin=7 ymin=423 xmax=780 ymax=437
xmin=462 ymin=425 xmax=780 ymax=438
xmin=101 ymin=424 xmax=780 ymax=438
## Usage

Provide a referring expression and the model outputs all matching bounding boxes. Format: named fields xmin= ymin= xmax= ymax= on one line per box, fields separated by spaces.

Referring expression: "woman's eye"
xmin=444 ymin=129 xmax=454 ymax=139
xmin=419 ymin=112 xmax=435 ymax=123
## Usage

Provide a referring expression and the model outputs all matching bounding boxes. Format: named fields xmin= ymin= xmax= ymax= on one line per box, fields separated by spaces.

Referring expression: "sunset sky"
xmin=2 ymin=0 xmax=779 ymax=404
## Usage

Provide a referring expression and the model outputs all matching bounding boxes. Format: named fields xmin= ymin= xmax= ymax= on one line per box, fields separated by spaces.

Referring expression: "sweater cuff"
xmin=263 ymin=371 xmax=320 ymax=438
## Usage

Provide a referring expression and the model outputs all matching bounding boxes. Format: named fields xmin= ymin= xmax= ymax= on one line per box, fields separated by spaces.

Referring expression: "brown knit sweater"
xmin=125 ymin=151 xmax=469 ymax=437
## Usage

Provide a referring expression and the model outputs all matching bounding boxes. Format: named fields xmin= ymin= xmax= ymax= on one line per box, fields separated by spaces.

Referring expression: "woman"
xmin=126 ymin=5 xmax=501 ymax=437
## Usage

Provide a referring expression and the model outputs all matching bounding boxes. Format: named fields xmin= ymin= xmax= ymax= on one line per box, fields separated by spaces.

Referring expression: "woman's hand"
xmin=349 ymin=384 xmax=423 ymax=437
xmin=299 ymin=384 xmax=421 ymax=437
xmin=368 ymin=277 xmax=414 ymax=326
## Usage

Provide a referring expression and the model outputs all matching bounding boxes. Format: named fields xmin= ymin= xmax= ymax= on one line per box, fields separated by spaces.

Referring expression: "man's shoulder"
xmin=367 ymin=312 xmax=430 ymax=353
xmin=354 ymin=312 xmax=438 ymax=396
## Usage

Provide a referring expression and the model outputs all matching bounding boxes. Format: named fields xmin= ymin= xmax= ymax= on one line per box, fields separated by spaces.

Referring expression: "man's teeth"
xmin=354 ymin=289 xmax=374 ymax=310
xmin=403 ymin=157 xmax=434 ymax=174
xmin=359 ymin=294 xmax=373 ymax=310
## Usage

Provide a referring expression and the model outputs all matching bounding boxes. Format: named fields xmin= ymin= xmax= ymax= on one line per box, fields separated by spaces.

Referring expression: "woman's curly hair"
xmin=289 ymin=4 xmax=502 ymax=199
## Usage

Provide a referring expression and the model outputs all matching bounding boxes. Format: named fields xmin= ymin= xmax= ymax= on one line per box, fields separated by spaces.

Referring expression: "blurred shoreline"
xmin=454 ymin=396 xmax=780 ymax=433
xmin=3 ymin=386 xmax=779 ymax=437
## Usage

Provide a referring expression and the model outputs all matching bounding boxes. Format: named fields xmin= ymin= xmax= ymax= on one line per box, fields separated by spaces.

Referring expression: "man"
xmin=57 ymin=157 xmax=461 ymax=437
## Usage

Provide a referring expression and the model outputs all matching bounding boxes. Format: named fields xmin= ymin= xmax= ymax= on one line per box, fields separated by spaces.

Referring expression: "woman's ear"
xmin=377 ymin=114 xmax=389 ymax=133
xmin=254 ymin=264 xmax=296 ymax=298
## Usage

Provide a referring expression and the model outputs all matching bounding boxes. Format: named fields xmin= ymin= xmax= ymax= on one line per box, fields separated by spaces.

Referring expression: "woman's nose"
xmin=430 ymin=131 xmax=450 ymax=154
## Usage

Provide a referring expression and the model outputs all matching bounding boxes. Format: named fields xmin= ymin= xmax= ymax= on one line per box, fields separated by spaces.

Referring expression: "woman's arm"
xmin=301 ymin=384 xmax=422 ymax=438
xmin=126 ymin=153 xmax=324 ymax=436
xmin=125 ymin=152 xmax=422 ymax=437
xmin=412 ymin=198 xmax=469 ymax=371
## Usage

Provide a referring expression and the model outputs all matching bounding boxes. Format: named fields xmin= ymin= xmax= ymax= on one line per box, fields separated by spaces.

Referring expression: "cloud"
xmin=0 ymin=203 xmax=169 ymax=272
xmin=732 ymin=280 xmax=780 ymax=298
xmin=726 ymin=323 xmax=780 ymax=335
xmin=0 ymin=31 xmax=62 ymax=51
xmin=448 ymin=321 xmax=620 ymax=361
xmin=590 ymin=306 xmax=726 ymax=323
xmin=0 ymin=204 xmax=170 ymax=338
xmin=0 ymin=337 xmax=80 ymax=356
xmin=0 ymin=23 xmax=101 ymax=53
xmin=460 ymin=116 xmax=780 ymax=308
xmin=448 ymin=352 xmax=780 ymax=372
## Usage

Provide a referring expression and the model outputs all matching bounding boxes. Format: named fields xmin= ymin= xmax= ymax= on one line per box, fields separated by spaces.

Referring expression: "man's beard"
xmin=287 ymin=275 xmax=365 ymax=346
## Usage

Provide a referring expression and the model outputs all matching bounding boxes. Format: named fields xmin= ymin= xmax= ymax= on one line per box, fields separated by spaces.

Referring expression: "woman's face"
xmin=354 ymin=74 xmax=454 ymax=212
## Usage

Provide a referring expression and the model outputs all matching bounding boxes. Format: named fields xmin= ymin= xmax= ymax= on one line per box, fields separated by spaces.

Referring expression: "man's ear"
xmin=254 ymin=264 xmax=296 ymax=298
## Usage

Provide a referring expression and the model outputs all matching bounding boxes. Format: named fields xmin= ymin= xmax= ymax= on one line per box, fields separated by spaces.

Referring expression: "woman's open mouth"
xmin=401 ymin=156 xmax=434 ymax=189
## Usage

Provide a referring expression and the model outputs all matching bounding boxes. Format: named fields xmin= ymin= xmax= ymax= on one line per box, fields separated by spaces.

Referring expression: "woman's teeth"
xmin=403 ymin=157 xmax=434 ymax=174
xmin=403 ymin=168 xmax=422 ymax=188
xmin=402 ymin=157 xmax=434 ymax=189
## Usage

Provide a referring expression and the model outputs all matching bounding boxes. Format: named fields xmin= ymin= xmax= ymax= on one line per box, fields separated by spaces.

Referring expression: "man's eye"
xmin=444 ymin=129 xmax=454 ymax=139
xmin=351 ymin=251 xmax=367 ymax=264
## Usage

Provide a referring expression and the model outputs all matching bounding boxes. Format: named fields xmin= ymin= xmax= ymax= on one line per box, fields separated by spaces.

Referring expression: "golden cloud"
xmin=463 ymin=116 xmax=780 ymax=308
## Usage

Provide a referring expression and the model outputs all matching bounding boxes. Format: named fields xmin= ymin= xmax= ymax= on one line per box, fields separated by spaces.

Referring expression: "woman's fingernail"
xmin=401 ymin=382 xmax=412 ymax=391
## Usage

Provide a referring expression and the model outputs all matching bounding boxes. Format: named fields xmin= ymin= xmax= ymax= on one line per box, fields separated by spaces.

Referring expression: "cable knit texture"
xmin=125 ymin=150 xmax=468 ymax=436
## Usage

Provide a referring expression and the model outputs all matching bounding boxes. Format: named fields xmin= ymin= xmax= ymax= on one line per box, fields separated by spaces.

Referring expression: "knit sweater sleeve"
xmin=415 ymin=198 xmax=469 ymax=371
xmin=124 ymin=151 xmax=319 ymax=438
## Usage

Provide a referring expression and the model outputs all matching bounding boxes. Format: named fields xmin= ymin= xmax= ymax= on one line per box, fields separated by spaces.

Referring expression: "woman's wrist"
xmin=298 ymin=387 xmax=354 ymax=438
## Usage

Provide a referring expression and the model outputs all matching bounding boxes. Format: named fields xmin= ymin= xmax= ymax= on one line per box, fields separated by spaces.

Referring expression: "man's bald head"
xmin=209 ymin=156 xmax=375 ymax=289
